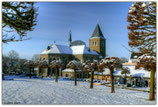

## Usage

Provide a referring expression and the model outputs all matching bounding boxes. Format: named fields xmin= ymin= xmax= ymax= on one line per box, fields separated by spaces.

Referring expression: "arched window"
xmin=92 ymin=41 xmax=94 ymax=46
xmin=95 ymin=41 xmax=97 ymax=46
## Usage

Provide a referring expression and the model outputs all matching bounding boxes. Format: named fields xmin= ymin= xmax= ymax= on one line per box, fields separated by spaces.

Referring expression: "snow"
xmin=62 ymin=69 xmax=81 ymax=73
xmin=41 ymin=44 xmax=98 ymax=55
xmin=71 ymin=45 xmax=98 ymax=55
xmin=95 ymin=65 xmax=150 ymax=78
xmin=142 ymin=2 xmax=147 ymax=7
xmin=2 ymin=76 xmax=156 ymax=104
xmin=41 ymin=44 xmax=72 ymax=55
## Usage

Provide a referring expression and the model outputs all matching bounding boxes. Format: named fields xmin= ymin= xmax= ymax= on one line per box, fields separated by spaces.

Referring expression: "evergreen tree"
xmin=127 ymin=2 xmax=156 ymax=53
xmin=2 ymin=2 xmax=38 ymax=43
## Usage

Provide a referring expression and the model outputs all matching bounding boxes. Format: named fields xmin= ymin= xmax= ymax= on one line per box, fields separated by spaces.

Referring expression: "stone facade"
xmin=40 ymin=54 xmax=99 ymax=69
xmin=62 ymin=72 xmax=83 ymax=78
xmin=89 ymin=37 xmax=106 ymax=57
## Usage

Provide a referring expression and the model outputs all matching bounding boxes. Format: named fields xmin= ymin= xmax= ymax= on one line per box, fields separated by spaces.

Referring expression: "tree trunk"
xmin=124 ymin=73 xmax=127 ymax=84
xmin=110 ymin=68 xmax=115 ymax=93
xmin=55 ymin=67 xmax=58 ymax=82
xmin=41 ymin=68 xmax=43 ymax=80
xmin=87 ymin=72 xmax=89 ymax=78
xmin=90 ymin=71 xmax=94 ymax=88
xmin=29 ymin=67 xmax=31 ymax=79
xmin=74 ymin=69 xmax=77 ymax=86
xmin=149 ymin=69 xmax=155 ymax=100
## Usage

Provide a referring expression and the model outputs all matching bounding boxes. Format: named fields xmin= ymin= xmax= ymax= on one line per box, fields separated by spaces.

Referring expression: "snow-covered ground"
xmin=2 ymin=76 xmax=156 ymax=104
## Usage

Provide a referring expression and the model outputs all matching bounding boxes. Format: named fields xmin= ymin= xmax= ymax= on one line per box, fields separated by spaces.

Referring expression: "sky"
xmin=2 ymin=2 xmax=133 ymax=60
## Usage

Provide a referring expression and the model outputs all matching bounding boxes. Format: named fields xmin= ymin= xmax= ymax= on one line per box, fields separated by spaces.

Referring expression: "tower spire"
xmin=91 ymin=24 xmax=104 ymax=38
xmin=69 ymin=30 xmax=72 ymax=47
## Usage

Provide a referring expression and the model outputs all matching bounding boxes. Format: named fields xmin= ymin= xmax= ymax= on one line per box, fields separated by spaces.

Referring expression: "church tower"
xmin=89 ymin=24 xmax=106 ymax=57
xmin=68 ymin=30 xmax=72 ymax=47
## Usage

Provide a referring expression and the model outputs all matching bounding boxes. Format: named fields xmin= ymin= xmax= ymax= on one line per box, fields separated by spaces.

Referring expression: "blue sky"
xmin=3 ymin=2 xmax=133 ymax=60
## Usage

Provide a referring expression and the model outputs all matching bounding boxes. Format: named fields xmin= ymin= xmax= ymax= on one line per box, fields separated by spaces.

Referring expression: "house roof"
xmin=41 ymin=44 xmax=72 ymax=55
xmin=71 ymin=40 xmax=86 ymax=46
xmin=91 ymin=24 xmax=104 ymax=38
xmin=71 ymin=45 xmax=98 ymax=55
xmin=41 ymin=44 xmax=99 ymax=56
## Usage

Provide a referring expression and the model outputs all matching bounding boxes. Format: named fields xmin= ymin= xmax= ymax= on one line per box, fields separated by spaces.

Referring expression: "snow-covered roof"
xmin=62 ymin=68 xmax=81 ymax=73
xmin=71 ymin=45 xmax=98 ymax=55
xmin=41 ymin=44 xmax=99 ymax=56
xmin=41 ymin=44 xmax=72 ymax=55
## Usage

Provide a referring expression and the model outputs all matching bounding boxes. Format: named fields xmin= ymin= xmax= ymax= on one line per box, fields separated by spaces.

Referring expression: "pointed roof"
xmin=91 ymin=24 xmax=104 ymax=38
xmin=68 ymin=30 xmax=72 ymax=41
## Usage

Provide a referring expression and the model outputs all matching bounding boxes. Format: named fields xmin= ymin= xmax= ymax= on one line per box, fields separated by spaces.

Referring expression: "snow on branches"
xmin=127 ymin=2 xmax=156 ymax=53
xmin=49 ymin=59 xmax=62 ymax=68
xmin=99 ymin=57 xmax=122 ymax=69
xmin=82 ymin=60 xmax=98 ymax=72
xmin=38 ymin=60 xmax=49 ymax=68
xmin=66 ymin=60 xmax=81 ymax=70
xmin=24 ymin=60 xmax=34 ymax=67
xmin=121 ymin=67 xmax=130 ymax=75
xmin=135 ymin=54 xmax=156 ymax=71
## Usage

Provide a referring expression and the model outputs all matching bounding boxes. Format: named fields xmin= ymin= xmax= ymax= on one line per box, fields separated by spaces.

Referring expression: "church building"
xmin=40 ymin=24 xmax=106 ymax=69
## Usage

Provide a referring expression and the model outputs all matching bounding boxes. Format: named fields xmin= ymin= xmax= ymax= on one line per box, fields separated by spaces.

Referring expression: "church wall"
xmin=89 ymin=38 xmax=106 ymax=57
xmin=40 ymin=54 xmax=48 ymax=60
xmin=73 ymin=55 xmax=83 ymax=63
xmin=83 ymin=55 xmax=99 ymax=62
xmin=89 ymin=38 xmax=100 ymax=53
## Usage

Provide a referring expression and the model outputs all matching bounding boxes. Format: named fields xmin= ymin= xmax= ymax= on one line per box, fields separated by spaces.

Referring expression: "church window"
xmin=92 ymin=41 xmax=94 ymax=46
xmin=95 ymin=42 xmax=97 ymax=46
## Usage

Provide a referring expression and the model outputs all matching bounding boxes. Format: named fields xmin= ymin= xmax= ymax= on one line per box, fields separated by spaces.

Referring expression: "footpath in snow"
xmin=2 ymin=76 xmax=156 ymax=104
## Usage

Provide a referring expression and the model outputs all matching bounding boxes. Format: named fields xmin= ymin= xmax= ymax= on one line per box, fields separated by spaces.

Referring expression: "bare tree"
xmin=121 ymin=67 xmax=130 ymax=84
xmin=49 ymin=60 xmax=62 ymax=82
xmin=99 ymin=57 xmax=122 ymax=93
xmin=135 ymin=54 xmax=156 ymax=100
xmin=2 ymin=55 xmax=9 ymax=75
xmin=82 ymin=60 xmax=98 ymax=88
xmin=38 ymin=60 xmax=49 ymax=80
xmin=32 ymin=54 xmax=40 ymax=61
xmin=7 ymin=50 xmax=19 ymax=74
xmin=24 ymin=60 xmax=34 ymax=78
xmin=120 ymin=57 xmax=128 ymax=63
xmin=67 ymin=60 xmax=81 ymax=86
xmin=2 ymin=2 xmax=38 ymax=43
xmin=127 ymin=2 xmax=156 ymax=53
